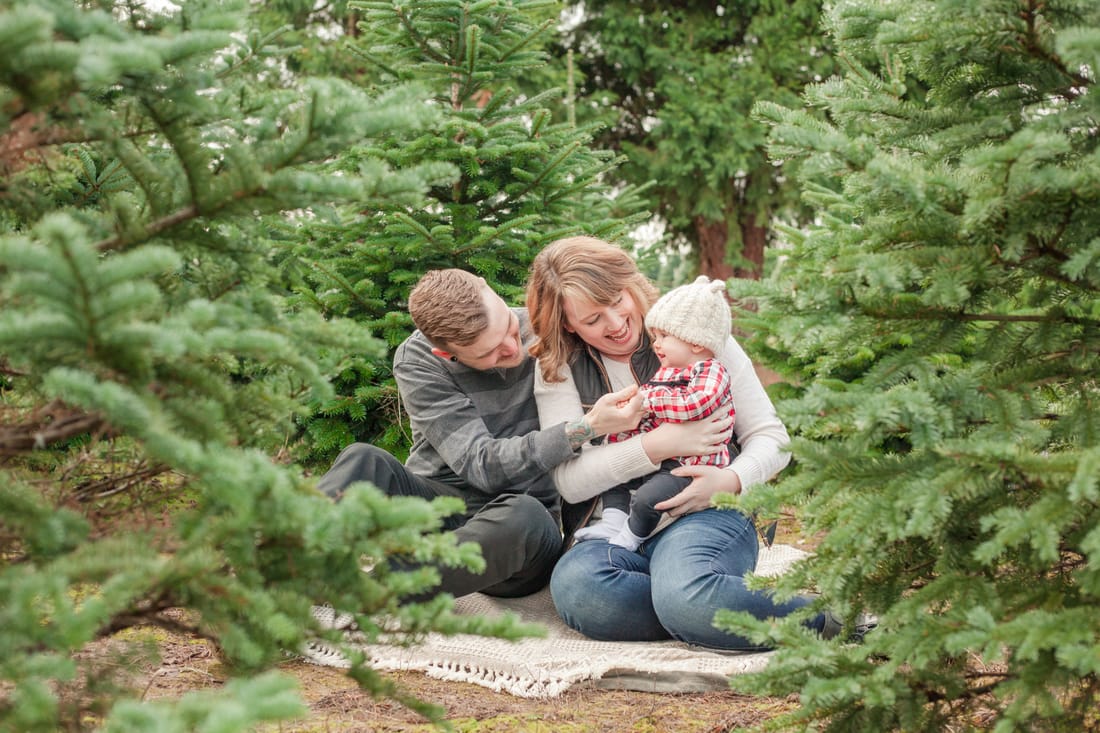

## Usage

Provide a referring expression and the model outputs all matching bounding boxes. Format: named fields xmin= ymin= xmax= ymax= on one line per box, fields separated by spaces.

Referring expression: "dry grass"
xmin=123 ymin=629 xmax=796 ymax=733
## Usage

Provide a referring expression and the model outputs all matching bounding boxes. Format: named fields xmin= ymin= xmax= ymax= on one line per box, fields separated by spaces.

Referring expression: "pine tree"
xmin=0 ymin=1 xmax=532 ymax=729
xmin=557 ymin=0 xmax=837 ymax=280
xmin=287 ymin=0 xmax=651 ymax=462
xmin=719 ymin=1 xmax=1100 ymax=730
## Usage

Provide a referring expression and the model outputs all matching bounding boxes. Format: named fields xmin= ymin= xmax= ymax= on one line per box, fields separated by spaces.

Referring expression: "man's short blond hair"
xmin=408 ymin=269 xmax=489 ymax=349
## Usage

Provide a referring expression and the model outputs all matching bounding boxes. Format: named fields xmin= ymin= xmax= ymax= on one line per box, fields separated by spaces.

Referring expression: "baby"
xmin=575 ymin=276 xmax=735 ymax=551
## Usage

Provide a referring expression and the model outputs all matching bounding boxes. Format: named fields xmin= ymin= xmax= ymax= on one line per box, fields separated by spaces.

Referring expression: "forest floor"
xmin=121 ymin=519 xmax=814 ymax=733
xmin=136 ymin=638 xmax=797 ymax=732
xmin=89 ymin=365 xmax=804 ymax=731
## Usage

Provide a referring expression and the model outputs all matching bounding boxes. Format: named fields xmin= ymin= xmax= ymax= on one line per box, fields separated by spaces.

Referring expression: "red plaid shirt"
xmin=610 ymin=358 xmax=735 ymax=467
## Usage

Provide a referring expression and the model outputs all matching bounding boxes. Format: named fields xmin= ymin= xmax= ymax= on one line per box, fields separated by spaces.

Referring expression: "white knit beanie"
xmin=644 ymin=276 xmax=731 ymax=357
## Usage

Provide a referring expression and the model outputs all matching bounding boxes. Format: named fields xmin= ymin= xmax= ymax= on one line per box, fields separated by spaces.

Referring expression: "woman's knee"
xmin=551 ymin=543 xmax=669 ymax=642
xmin=550 ymin=545 xmax=602 ymax=620
xmin=550 ymin=543 xmax=592 ymax=590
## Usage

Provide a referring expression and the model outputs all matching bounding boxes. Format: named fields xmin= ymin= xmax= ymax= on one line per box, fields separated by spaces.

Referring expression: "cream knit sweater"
xmin=534 ymin=335 xmax=791 ymax=505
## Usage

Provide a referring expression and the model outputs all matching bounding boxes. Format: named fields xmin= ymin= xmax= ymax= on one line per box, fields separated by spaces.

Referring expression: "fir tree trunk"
xmin=693 ymin=211 xmax=767 ymax=282
xmin=735 ymin=210 xmax=766 ymax=281
xmin=694 ymin=215 xmax=735 ymax=281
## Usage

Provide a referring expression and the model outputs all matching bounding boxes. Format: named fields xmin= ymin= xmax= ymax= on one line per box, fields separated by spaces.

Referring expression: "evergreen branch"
xmin=308 ymin=259 xmax=375 ymax=313
xmin=918 ymin=670 xmax=1012 ymax=703
xmin=457 ymin=4 xmax=472 ymax=89
xmin=858 ymin=305 xmax=1100 ymax=328
xmin=451 ymin=215 xmax=540 ymax=257
xmin=93 ymin=204 xmax=199 ymax=251
xmin=496 ymin=18 xmax=554 ymax=66
xmin=0 ymin=119 xmax=162 ymax=163
xmin=504 ymin=140 xmax=582 ymax=204
xmin=0 ymin=359 xmax=28 ymax=377
xmin=1018 ymin=0 xmax=1093 ymax=98
xmin=93 ymin=162 xmax=279 ymax=250
xmin=0 ymin=115 xmax=88 ymax=163
xmin=346 ymin=45 xmax=401 ymax=79
xmin=456 ymin=21 xmax=481 ymax=105
xmin=215 ymin=25 xmax=293 ymax=80
xmin=0 ymin=400 xmax=109 ymax=455
xmin=393 ymin=5 xmax=450 ymax=66
xmin=142 ymin=97 xmax=203 ymax=209
xmin=101 ymin=605 xmax=211 ymax=643
xmin=299 ymin=87 xmax=320 ymax=166
xmin=1011 ymin=217 xmax=1085 ymax=290
xmin=72 ymin=463 xmax=171 ymax=502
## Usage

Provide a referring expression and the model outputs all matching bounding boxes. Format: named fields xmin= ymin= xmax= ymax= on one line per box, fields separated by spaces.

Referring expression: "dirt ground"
xmin=66 ymin=410 xmax=805 ymax=732
xmin=135 ymin=629 xmax=796 ymax=732
xmin=127 ymin=527 xmax=813 ymax=733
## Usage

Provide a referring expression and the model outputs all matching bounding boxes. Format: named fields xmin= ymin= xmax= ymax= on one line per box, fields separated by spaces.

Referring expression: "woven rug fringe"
xmin=302 ymin=543 xmax=809 ymax=698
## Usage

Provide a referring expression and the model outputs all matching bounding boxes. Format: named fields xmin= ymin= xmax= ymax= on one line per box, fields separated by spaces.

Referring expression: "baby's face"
xmin=650 ymin=329 xmax=705 ymax=369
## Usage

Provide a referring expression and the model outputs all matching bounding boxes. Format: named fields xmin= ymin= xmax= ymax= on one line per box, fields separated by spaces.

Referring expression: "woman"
xmin=526 ymin=236 xmax=825 ymax=650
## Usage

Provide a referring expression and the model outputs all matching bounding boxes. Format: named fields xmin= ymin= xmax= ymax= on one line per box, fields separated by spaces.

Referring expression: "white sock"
xmin=608 ymin=525 xmax=646 ymax=552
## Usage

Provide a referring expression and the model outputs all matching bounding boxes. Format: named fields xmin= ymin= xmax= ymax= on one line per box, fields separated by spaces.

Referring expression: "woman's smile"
xmin=563 ymin=289 xmax=644 ymax=361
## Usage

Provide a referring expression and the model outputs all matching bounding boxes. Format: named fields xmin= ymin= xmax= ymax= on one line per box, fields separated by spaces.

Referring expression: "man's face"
xmin=445 ymin=287 xmax=526 ymax=370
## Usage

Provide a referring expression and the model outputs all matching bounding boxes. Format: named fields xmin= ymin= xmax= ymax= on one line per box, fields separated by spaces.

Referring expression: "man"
xmin=318 ymin=269 xmax=639 ymax=598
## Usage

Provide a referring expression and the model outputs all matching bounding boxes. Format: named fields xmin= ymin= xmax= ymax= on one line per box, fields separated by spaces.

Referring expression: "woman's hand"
xmin=640 ymin=412 xmax=733 ymax=463
xmin=584 ymin=384 xmax=643 ymax=437
xmin=655 ymin=464 xmax=742 ymax=517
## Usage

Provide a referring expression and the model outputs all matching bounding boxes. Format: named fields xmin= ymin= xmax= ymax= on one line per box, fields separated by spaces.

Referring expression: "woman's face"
xmin=562 ymin=289 xmax=644 ymax=361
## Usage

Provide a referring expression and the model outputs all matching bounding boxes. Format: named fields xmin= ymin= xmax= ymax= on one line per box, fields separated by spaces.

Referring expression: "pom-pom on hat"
xmin=644 ymin=276 xmax=730 ymax=357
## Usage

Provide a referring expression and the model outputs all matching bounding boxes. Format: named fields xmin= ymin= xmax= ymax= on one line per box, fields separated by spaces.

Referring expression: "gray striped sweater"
xmin=393 ymin=308 xmax=576 ymax=511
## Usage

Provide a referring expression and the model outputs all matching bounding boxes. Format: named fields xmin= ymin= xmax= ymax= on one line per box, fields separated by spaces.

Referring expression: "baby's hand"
xmin=614 ymin=383 xmax=639 ymax=408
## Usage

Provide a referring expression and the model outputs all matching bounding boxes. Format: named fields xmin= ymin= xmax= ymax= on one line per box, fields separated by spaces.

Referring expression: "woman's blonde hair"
xmin=526 ymin=236 xmax=659 ymax=383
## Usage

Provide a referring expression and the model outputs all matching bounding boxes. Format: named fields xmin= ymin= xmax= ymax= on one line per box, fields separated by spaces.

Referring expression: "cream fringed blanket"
xmin=303 ymin=543 xmax=808 ymax=698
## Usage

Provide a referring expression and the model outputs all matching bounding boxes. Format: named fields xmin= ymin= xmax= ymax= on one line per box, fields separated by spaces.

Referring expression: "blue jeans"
xmin=550 ymin=508 xmax=820 ymax=650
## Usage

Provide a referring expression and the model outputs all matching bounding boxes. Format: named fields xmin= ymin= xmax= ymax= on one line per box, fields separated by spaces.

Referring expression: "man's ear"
xmin=430 ymin=347 xmax=453 ymax=361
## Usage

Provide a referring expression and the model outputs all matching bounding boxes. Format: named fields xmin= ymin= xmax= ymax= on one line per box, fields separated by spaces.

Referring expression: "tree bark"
xmin=693 ymin=210 xmax=767 ymax=282
xmin=694 ymin=215 xmax=735 ymax=282
xmin=735 ymin=210 xmax=767 ymax=281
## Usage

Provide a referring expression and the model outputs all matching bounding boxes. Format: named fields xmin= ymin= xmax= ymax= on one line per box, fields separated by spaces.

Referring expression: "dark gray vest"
xmin=560 ymin=334 xmax=661 ymax=540
xmin=570 ymin=331 xmax=662 ymax=411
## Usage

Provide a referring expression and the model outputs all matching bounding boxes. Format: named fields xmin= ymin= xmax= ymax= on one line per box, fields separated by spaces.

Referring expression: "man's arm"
xmin=394 ymin=337 xmax=576 ymax=494
xmin=394 ymin=331 xmax=638 ymax=494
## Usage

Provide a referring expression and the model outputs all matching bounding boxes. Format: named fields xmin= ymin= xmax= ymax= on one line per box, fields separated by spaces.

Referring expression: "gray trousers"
xmin=317 ymin=443 xmax=561 ymax=598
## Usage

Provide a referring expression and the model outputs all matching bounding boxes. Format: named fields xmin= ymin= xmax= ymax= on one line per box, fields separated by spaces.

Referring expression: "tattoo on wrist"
xmin=565 ymin=417 xmax=597 ymax=449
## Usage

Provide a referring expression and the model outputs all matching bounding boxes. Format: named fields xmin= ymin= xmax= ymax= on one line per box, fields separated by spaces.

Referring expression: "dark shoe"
xmin=849 ymin=612 xmax=878 ymax=643
xmin=821 ymin=611 xmax=878 ymax=643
